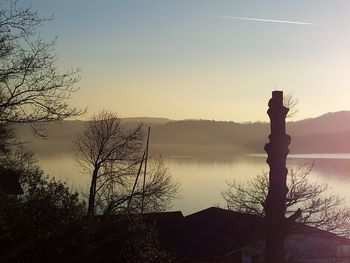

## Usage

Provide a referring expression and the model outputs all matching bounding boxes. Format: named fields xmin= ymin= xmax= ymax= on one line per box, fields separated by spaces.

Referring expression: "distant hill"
xmin=288 ymin=111 xmax=350 ymax=135
xmin=17 ymin=117 xmax=174 ymax=156
xmin=17 ymin=111 xmax=350 ymax=156
xmin=288 ymin=111 xmax=350 ymax=153
xmin=121 ymin=117 xmax=172 ymax=124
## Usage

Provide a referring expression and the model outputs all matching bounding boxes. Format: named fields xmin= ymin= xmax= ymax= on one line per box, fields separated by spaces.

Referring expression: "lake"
xmin=37 ymin=153 xmax=350 ymax=215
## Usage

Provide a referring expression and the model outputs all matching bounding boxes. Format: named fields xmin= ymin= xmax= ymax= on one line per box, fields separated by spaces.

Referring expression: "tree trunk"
xmin=264 ymin=91 xmax=291 ymax=263
xmin=87 ymin=167 xmax=99 ymax=216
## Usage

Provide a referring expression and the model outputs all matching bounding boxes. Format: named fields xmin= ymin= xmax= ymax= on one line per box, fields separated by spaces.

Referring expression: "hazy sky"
xmin=22 ymin=1 xmax=350 ymax=122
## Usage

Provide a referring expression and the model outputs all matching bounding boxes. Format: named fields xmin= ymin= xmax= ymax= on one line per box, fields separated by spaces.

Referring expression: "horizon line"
xmin=68 ymin=110 xmax=350 ymax=124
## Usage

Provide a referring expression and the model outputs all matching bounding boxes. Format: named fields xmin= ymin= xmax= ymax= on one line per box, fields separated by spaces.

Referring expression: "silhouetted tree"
xmin=74 ymin=111 xmax=179 ymax=215
xmin=74 ymin=111 xmax=144 ymax=215
xmin=264 ymin=90 xmax=291 ymax=263
xmin=101 ymin=157 xmax=179 ymax=214
xmin=0 ymin=145 xmax=86 ymax=261
xmin=68 ymin=216 xmax=177 ymax=263
xmin=283 ymin=92 xmax=298 ymax=118
xmin=0 ymin=145 xmax=176 ymax=262
xmin=223 ymin=164 xmax=350 ymax=236
xmin=0 ymin=1 xmax=82 ymax=136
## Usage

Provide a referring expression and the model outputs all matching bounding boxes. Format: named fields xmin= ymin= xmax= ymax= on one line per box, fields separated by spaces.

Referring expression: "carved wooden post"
xmin=264 ymin=91 xmax=291 ymax=263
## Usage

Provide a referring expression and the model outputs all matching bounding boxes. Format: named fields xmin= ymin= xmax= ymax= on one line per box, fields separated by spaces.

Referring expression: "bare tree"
xmin=100 ymin=156 xmax=179 ymax=214
xmin=0 ymin=1 xmax=83 ymax=136
xmin=283 ymin=92 xmax=299 ymax=119
xmin=74 ymin=111 xmax=179 ymax=216
xmin=222 ymin=164 xmax=350 ymax=236
xmin=74 ymin=111 xmax=143 ymax=215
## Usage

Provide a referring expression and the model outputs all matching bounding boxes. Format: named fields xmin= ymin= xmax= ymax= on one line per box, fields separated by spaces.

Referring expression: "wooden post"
xmin=127 ymin=151 xmax=145 ymax=213
xmin=141 ymin=126 xmax=150 ymax=213
xmin=264 ymin=91 xmax=291 ymax=263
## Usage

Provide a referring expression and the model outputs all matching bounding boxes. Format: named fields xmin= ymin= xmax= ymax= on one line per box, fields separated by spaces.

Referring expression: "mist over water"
xmin=37 ymin=154 xmax=350 ymax=215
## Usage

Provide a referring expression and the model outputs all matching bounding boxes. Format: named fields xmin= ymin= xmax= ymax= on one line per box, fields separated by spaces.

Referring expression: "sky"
xmin=19 ymin=0 xmax=350 ymax=122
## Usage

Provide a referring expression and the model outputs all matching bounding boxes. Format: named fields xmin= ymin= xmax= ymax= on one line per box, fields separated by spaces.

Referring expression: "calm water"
xmin=37 ymin=153 xmax=350 ymax=215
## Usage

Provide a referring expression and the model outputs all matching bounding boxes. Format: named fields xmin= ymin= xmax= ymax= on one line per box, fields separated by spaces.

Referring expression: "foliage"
xmin=0 ymin=146 xmax=86 ymax=262
xmin=101 ymin=156 xmax=180 ymax=214
xmin=71 ymin=216 xmax=177 ymax=263
xmin=0 ymin=1 xmax=83 ymax=136
xmin=283 ymin=92 xmax=298 ymax=119
xmin=222 ymin=164 xmax=350 ymax=236
xmin=0 ymin=144 xmax=177 ymax=262
xmin=0 ymin=2 xmax=175 ymax=262
xmin=74 ymin=111 xmax=144 ymax=215
xmin=74 ymin=111 xmax=179 ymax=215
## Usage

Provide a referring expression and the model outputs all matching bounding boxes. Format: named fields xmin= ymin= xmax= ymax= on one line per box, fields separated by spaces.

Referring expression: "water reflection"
xmin=165 ymin=155 xmax=269 ymax=215
xmin=37 ymin=154 xmax=350 ymax=215
xmin=292 ymin=158 xmax=350 ymax=181
xmin=38 ymin=154 xmax=91 ymax=192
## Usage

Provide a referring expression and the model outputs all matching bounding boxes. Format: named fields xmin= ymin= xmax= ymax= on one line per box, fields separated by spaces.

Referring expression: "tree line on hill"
xmin=18 ymin=110 xmax=350 ymax=156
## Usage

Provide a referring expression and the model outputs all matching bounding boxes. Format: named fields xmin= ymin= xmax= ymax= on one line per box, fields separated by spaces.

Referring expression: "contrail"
xmin=193 ymin=14 xmax=316 ymax=26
